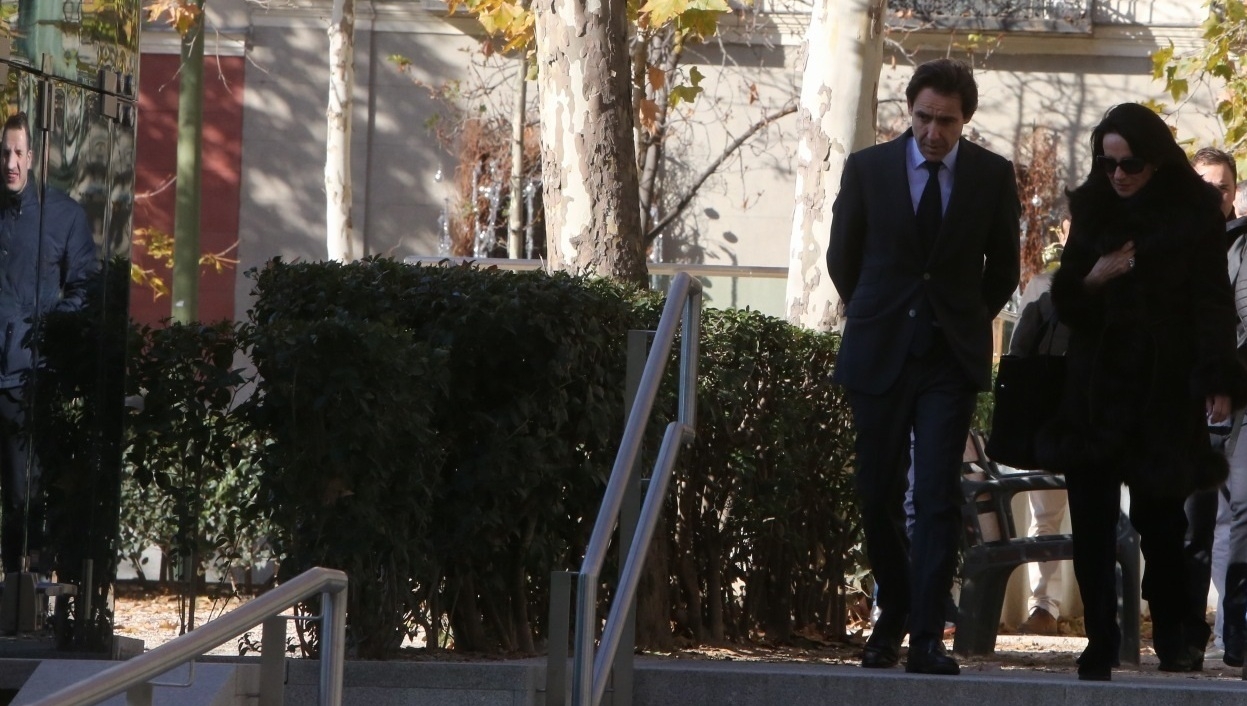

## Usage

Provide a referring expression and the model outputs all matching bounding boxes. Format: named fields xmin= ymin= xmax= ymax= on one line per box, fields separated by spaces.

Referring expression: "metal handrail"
xmin=570 ymin=271 xmax=702 ymax=706
xmin=26 ymin=566 xmax=349 ymax=706
xmin=402 ymin=255 xmax=788 ymax=279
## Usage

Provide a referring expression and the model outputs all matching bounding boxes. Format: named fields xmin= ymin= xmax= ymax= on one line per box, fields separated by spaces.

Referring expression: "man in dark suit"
xmin=827 ymin=58 xmax=1020 ymax=675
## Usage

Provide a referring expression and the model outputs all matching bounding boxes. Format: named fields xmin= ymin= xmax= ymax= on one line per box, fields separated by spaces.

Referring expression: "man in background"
xmin=0 ymin=111 xmax=97 ymax=576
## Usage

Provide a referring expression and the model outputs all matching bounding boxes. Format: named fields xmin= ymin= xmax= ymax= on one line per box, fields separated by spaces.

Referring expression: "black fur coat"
xmin=1035 ymin=176 xmax=1247 ymax=498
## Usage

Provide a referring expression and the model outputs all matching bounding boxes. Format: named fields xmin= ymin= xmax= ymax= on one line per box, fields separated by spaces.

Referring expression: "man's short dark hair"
xmin=905 ymin=59 xmax=978 ymax=120
xmin=1193 ymin=146 xmax=1237 ymax=184
xmin=2 ymin=112 xmax=30 ymax=150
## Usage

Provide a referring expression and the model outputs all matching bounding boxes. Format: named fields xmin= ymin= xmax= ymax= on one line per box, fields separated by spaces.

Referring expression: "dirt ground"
xmin=110 ymin=586 xmax=1247 ymax=681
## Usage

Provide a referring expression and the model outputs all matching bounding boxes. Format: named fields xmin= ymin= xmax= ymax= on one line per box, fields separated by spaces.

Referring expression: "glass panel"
xmin=0 ymin=66 xmax=133 ymax=651
xmin=2 ymin=0 xmax=140 ymax=89
xmin=650 ymin=271 xmax=787 ymax=318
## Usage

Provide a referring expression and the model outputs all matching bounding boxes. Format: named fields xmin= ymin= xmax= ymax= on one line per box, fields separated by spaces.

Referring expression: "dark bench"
xmin=953 ymin=433 xmax=1141 ymax=665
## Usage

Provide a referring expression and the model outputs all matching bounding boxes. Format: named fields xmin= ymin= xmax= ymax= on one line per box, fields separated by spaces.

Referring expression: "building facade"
xmin=134 ymin=0 xmax=1223 ymax=321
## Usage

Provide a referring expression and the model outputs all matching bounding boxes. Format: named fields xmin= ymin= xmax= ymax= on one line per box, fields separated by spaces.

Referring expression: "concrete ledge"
xmin=633 ymin=660 xmax=1247 ymax=706
xmin=2 ymin=654 xmax=1246 ymax=706
xmin=286 ymin=656 xmax=1247 ymax=706
xmin=285 ymin=658 xmax=544 ymax=706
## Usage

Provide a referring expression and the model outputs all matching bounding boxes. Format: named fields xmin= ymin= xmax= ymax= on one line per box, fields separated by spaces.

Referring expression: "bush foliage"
xmin=111 ymin=259 xmax=861 ymax=658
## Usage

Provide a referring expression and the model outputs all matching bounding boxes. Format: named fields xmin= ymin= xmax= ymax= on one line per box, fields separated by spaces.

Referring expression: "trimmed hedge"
xmin=108 ymin=259 xmax=863 ymax=658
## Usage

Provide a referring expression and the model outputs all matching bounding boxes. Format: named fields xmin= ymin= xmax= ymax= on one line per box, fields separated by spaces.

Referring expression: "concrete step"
xmin=5 ymin=655 xmax=1247 ymax=706
xmin=281 ymin=657 xmax=1247 ymax=706
xmin=11 ymin=659 xmax=256 ymax=706
xmin=632 ymin=660 xmax=1247 ymax=706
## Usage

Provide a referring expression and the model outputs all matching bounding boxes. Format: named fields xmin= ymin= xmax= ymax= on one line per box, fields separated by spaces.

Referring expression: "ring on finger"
xmin=1127 ymin=257 xmax=1135 ymax=269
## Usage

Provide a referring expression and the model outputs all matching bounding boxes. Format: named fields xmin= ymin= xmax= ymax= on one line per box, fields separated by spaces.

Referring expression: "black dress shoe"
xmin=1077 ymin=664 xmax=1111 ymax=681
xmin=905 ymin=638 xmax=959 ymax=675
xmin=1076 ymin=641 xmax=1117 ymax=681
xmin=1225 ymin=622 xmax=1245 ymax=667
xmin=1158 ymin=642 xmax=1205 ymax=673
xmin=1157 ymin=652 xmax=1203 ymax=672
xmin=861 ymin=640 xmax=900 ymax=668
xmin=861 ymin=610 xmax=907 ymax=669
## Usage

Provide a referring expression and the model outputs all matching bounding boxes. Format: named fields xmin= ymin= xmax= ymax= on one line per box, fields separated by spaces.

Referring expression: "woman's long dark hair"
xmin=1069 ymin=102 xmax=1216 ymax=207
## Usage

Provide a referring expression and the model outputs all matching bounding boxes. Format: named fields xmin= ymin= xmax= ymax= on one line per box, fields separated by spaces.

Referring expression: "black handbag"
xmin=985 ymin=313 xmax=1065 ymax=470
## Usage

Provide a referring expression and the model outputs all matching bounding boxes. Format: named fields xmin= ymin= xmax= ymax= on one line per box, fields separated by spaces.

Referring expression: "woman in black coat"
xmin=1036 ymin=103 xmax=1247 ymax=681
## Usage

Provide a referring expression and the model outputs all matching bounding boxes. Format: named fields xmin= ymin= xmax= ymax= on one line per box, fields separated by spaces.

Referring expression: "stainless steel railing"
xmin=26 ymin=566 xmax=348 ymax=706
xmin=551 ymin=271 xmax=701 ymax=706
xmin=402 ymin=255 xmax=787 ymax=281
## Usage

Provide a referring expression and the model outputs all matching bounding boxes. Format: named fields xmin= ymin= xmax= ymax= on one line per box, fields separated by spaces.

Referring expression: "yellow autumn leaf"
xmin=145 ymin=0 xmax=201 ymax=35
xmin=687 ymin=0 xmax=728 ymax=11
xmin=678 ymin=9 xmax=721 ymax=39
xmin=669 ymin=84 xmax=702 ymax=106
xmin=639 ymin=0 xmax=688 ymax=29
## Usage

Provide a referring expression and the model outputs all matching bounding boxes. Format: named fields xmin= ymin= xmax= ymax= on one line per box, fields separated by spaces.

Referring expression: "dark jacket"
xmin=827 ymin=130 xmax=1020 ymax=393
xmin=1036 ymin=178 xmax=1247 ymax=497
xmin=0 ymin=178 xmax=97 ymax=388
xmin=1009 ymin=290 xmax=1069 ymax=357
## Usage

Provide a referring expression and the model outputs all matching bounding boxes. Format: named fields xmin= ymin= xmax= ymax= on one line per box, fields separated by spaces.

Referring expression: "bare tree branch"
xmin=646 ymin=101 xmax=797 ymax=243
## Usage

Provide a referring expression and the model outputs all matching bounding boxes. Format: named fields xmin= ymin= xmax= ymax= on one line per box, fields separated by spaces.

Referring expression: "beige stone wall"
xmin=226 ymin=0 xmax=1225 ymax=322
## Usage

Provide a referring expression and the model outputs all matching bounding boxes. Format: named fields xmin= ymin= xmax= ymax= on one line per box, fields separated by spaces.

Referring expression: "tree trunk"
xmin=449 ymin=571 xmax=489 ymax=651
xmin=635 ymin=513 xmax=674 ymax=649
xmin=534 ymin=0 xmax=647 ymax=285
xmin=172 ymin=4 xmax=205 ymax=324
xmin=511 ymin=521 xmax=537 ymax=653
xmin=507 ymin=55 xmax=529 ymax=259
xmin=784 ymin=0 xmax=887 ymax=330
xmin=325 ymin=0 xmax=359 ymax=261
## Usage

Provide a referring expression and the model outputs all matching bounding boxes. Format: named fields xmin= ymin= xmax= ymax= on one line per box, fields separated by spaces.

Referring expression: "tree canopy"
xmin=1153 ymin=0 xmax=1247 ymax=171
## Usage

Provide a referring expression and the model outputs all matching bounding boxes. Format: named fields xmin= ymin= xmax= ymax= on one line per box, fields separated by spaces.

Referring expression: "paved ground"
xmin=114 ymin=587 xmax=270 ymax=657
xmin=111 ymin=587 xmax=1247 ymax=683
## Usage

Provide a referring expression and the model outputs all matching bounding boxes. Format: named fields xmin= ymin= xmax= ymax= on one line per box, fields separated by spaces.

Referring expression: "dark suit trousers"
xmin=848 ymin=332 xmax=977 ymax=642
xmin=1067 ymin=468 xmax=1204 ymax=663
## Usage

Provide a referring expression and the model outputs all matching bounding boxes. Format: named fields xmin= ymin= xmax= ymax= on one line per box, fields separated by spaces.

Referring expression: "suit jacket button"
xmin=923 ymin=273 xmax=931 ymax=280
xmin=908 ymin=309 xmax=917 ymax=317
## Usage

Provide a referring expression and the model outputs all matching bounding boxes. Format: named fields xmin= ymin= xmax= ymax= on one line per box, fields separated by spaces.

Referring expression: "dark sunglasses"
xmin=1095 ymin=155 xmax=1148 ymax=175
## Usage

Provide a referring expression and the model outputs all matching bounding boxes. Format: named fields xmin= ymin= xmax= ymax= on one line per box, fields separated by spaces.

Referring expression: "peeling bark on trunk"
xmin=326 ymin=0 xmax=358 ymax=262
xmin=785 ymin=0 xmax=886 ymax=330
xmin=534 ymin=0 xmax=647 ymax=286
xmin=507 ymin=55 xmax=529 ymax=259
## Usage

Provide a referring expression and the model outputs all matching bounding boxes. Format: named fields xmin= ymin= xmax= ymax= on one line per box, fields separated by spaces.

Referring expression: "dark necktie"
xmin=917 ymin=160 xmax=943 ymax=246
xmin=910 ymin=160 xmax=942 ymax=356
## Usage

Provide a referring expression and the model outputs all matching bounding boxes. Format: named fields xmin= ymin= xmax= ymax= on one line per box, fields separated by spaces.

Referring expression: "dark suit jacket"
xmin=827 ymin=130 xmax=1020 ymax=394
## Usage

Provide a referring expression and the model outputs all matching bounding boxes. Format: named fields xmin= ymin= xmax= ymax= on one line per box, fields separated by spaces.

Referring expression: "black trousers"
xmin=1067 ymin=468 xmax=1207 ymax=663
xmin=0 ymin=387 xmax=40 ymax=574
xmin=848 ymin=333 xmax=977 ymax=643
xmin=1183 ymin=486 xmax=1220 ymax=640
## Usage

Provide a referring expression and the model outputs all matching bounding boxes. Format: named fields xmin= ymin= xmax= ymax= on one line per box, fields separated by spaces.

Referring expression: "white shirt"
xmin=907 ymin=137 xmax=959 ymax=216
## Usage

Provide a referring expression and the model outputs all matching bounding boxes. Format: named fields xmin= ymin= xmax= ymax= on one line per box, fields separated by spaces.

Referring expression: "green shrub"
xmin=243 ymin=260 xmax=656 ymax=656
xmin=667 ymin=307 xmax=856 ymax=645
xmin=48 ymin=258 xmax=865 ymax=658
xmin=122 ymin=321 xmax=266 ymax=595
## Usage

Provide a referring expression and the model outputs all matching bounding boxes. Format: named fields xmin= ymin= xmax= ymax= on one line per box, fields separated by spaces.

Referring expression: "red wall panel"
xmin=131 ymin=53 xmax=244 ymax=325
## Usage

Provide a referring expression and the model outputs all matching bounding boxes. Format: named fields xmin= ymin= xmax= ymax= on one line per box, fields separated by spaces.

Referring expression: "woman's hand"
xmin=1208 ymin=394 xmax=1232 ymax=424
xmin=1084 ymin=241 xmax=1136 ymax=289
